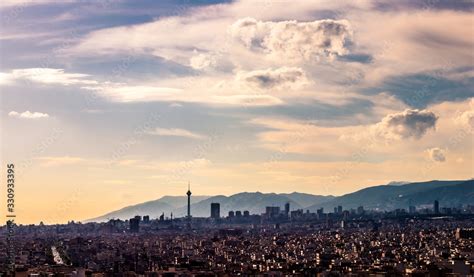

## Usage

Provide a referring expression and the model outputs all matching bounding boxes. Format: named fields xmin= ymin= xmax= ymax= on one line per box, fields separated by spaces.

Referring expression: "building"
xmin=266 ymin=206 xmax=280 ymax=218
xmin=285 ymin=202 xmax=290 ymax=215
xmin=317 ymin=208 xmax=324 ymax=219
xmin=434 ymin=200 xmax=440 ymax=214
xmin=186 ymin=182 xmax=192 ymax=218
xmin=129 ymin=218 xmax=140 ymax=233
xmin=235 ymin=210 xmax=242 ymax=217
xmin=143 ymin=215 xmax=150 ymax=224
xmin=210 ymin=203 xmax=220 ymax=219
xmin=228 ymin=211 xmax=235 ymax=218
xmin=409 ymin=206 xmax=416 ymax=214
xmin=291 ymin=209 xmax=304 ymax=219
xmin=337 ymin=206 xmax=343 ymax=214
xmin=456 ymin=228 xmax=474 ymax=239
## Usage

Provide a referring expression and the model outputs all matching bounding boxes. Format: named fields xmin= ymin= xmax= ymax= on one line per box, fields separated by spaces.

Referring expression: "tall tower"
xmin=187 ymin=181 xmax=192 ymax=218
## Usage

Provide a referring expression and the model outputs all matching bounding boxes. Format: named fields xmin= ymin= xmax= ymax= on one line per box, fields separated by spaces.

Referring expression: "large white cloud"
xmin=229 ymin=17 xmax=352 ymax=62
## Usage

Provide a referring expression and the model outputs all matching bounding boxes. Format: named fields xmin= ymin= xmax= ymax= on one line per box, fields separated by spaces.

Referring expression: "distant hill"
xmin=282 ymin=192 xmax=335 ymax=208
xmin=151 ymin=195 xmax=211 ymax=208
xmin=86 ymin=179 xmax=473 ymax=222
xmin=86 ymin=195 xmax=211 ymax=222
xmin=306 ymin=180 xmax=473 ymax=212
xmin=86 ymin=192 xmax=333 ymax=222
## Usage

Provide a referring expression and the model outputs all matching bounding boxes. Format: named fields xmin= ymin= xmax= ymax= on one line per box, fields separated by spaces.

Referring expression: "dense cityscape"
xmin=2 ymin=0 xmax=474 ymax=276
xmin=1 ymin=188 xmax=473 ymax=276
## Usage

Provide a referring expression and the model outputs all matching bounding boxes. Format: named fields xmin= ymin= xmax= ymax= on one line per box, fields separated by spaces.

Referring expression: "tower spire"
xmin=186 ymin=182 xmax=192 ymax=219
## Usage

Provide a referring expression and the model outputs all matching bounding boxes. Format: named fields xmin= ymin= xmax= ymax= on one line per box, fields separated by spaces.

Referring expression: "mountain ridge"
xmin=306 ymin=179 xmax=473 ymax=211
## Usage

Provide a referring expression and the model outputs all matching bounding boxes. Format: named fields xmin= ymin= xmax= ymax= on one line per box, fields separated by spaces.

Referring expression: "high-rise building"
xmin=243 ymin=210 xmax=250 ymax=217
xmin=143 ymin=215 xmax=150 ymax=223
xmin=434 ymin=200 xmax=440 ymax=214
xmin=236 ymin=210 xmax=242 ymax=217
xmin=211 ymin=203 xmax=220 ymax=219
xmin=228 ymin=211 xmax=235 ymax=218
xmin=266 ymin=206 xmax=280 ymax=218
xmin=291 ymin=209 xmax=304 ymax=219
xmin=129 ymin=218 xmax=140 ymax=233
xmin=317 ymin=208 xmax=324 ymax=218
xmin=186 ymin=182 xmax=192 ymax=219
xmin=285 ymin=202 xmax=290 ymax=215
xmin=409 ymin=206 xmax=416 ymax=214
xmin=337 ymin=206 xmax=343 ymax=214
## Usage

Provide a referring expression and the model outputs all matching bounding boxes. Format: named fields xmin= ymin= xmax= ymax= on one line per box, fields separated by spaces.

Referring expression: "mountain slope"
xmin=306 ymin=180 xmax=472 ymax=211
xmin=282 ymin=192 xmax=335 ymax=208
xmin=86 ymin=195 xmax=211 ymax=222
xmin=154 ymin=195 xmax=211 ymax=208
xmin=406 ymin=180 xmax=474 ymax=207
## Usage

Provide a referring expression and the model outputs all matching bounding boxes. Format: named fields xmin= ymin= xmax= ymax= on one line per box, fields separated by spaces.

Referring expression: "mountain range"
xmin=86 ymin=179 xmax=473 ymax=222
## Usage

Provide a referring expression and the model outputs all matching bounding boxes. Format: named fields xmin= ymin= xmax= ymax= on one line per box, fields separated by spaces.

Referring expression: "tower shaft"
xmin=187 ymin=193 xmax=191 ymax=218
xmin=186 ymin=182 xmax=192 ymax=219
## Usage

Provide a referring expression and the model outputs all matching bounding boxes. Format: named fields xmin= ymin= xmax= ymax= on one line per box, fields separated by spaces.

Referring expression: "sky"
xmin=0 ymin=0 xmax=473 ymax=224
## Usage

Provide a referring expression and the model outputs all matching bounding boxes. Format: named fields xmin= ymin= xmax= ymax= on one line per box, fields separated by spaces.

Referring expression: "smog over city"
xmin=0 ymin=0 xmax=473 ymax=276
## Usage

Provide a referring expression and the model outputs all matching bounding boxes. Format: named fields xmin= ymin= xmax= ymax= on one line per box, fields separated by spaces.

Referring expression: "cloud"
xmin=213 ymin=94 xmax=283 ymax=106
xmin=3 ymin=68 xmax=97 ymax=86
xmin=373 ymin=109 xmax=438 ymax=140
xmin=169 ymin=103 xmax=183 ymax=108
xmin=459 ymin=110 xmax=474 ymax=128
xmin=93 ymin=85 xmax=183 ymax=103
xmin=66 ymin=14 xmax=229 ymax=66
xmin=8 ymin=110 xmax=49 ymax=119
xmin=358 ymin=10 xmax=474 ymax=84
xmin=368 ymin=72 xmax=474 ymax=108
xmin=0 ymin=0 xmax=57 ymax=8
xmin=189 ymin=52 xmax=218 ymax=70
xmin=237 ymin=67 xmax=307 ymax=90
xmin=0 ymin=72 xmax=15 ymax=85
xmin=36 ymin=156 xmax=85 ymax=167
xmin=146 ymin=128 xmax=207 ymax=139
xmin=2 ymin=67 xmax=285 ymax=106
xmin=455 ymin=104 xmax=474 ymax=131
xmin=427 ymin=147 xmax=446 ymax=162
xmin=229 ymin=17 xmax=352 ymax=62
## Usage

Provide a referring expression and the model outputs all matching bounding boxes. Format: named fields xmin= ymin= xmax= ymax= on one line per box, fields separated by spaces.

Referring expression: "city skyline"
xmin=87 ymin=179 xmax=473 ymax=223
xmin=0 ymin=0 xmax=473 ymax=225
